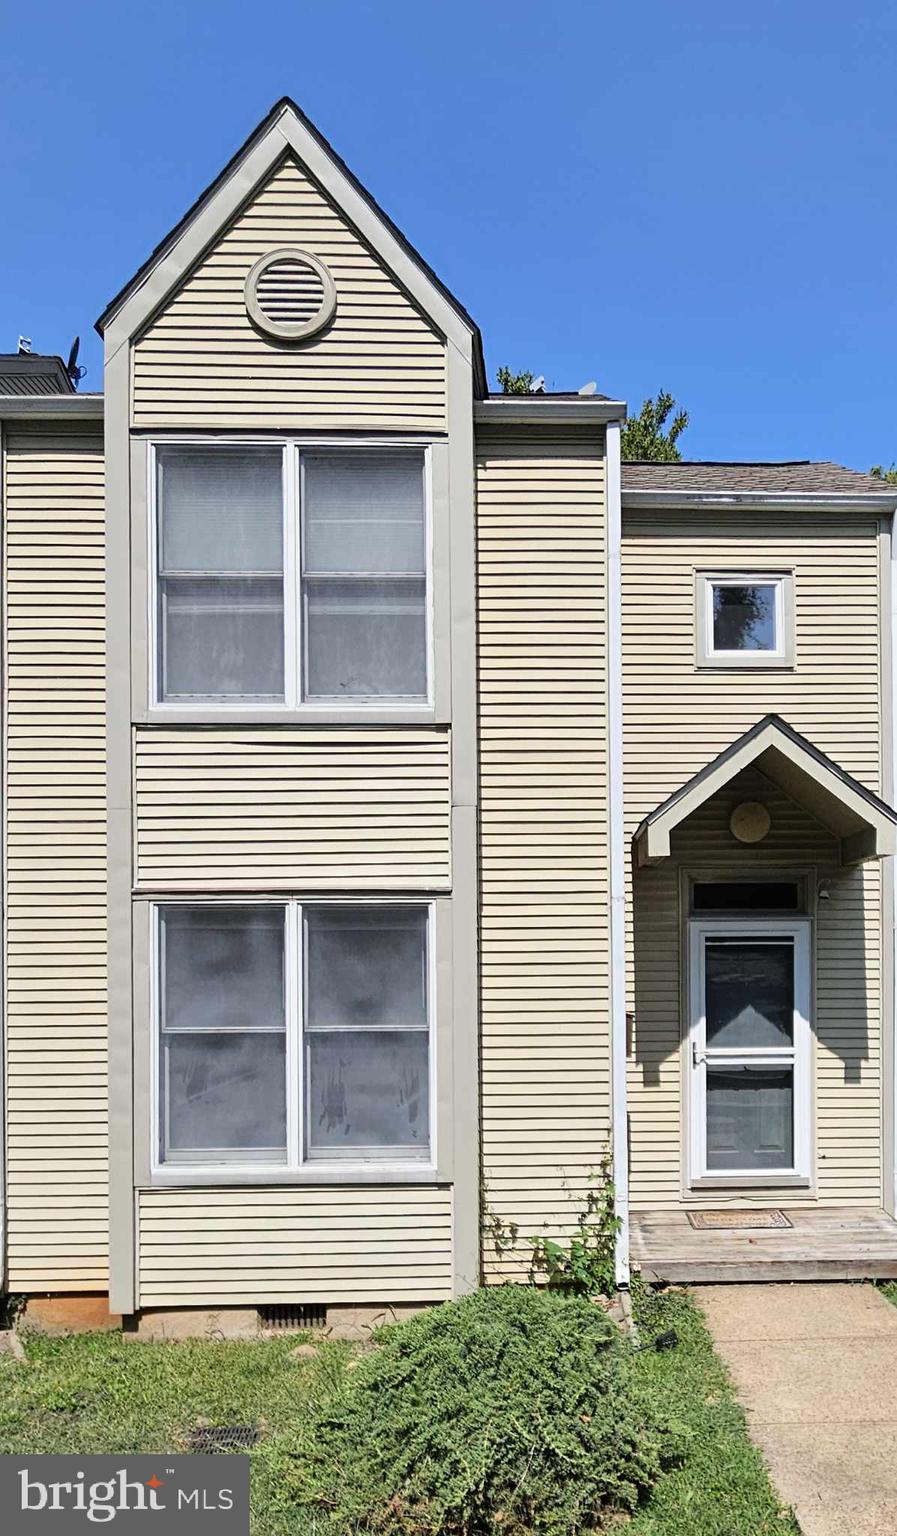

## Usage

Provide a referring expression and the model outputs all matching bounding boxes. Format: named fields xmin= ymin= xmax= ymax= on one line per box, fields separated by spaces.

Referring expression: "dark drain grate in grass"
xmin=259 ymin=1303 xmax=326 ymax=1330
xmin=188 ymin=1425 xmax=260 ymax=1453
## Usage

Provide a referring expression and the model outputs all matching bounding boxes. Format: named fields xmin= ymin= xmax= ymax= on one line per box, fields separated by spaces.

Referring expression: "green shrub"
xmin=288 ymin=1286 xmax=683 ymax=1535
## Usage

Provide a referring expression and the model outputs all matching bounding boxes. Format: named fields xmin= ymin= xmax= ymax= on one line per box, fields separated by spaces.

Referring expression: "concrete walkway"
xmin=693 ymin=1283 xmax=897 ymax=1536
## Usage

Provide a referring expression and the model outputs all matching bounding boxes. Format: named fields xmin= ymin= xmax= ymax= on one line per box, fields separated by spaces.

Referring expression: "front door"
xmin=688 ymin=920 xmax=811 ymax=1185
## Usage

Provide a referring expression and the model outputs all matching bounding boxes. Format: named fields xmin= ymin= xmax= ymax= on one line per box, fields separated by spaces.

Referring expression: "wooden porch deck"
xmin=631 ymin=1206 xmax=897 ymax=1283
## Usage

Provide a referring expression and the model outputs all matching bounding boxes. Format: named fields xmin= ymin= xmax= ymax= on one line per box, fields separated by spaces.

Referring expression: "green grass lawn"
xmin=630 ymin=1289 xmax=799 ymax=1536
xmin=0 ymin=1291 xmax=796 ymax=1535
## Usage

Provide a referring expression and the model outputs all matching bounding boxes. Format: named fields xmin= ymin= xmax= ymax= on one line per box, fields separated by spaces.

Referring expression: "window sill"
xmin=695 ymin=658 xmax=795 ymax=672
xmin=689 ymin=1173 xmax=811 ymax=1190
xmin=136 ymin=705 xmax=446 ymax=728
xmin=144 ymin=1163 xmax=446 ymax=1188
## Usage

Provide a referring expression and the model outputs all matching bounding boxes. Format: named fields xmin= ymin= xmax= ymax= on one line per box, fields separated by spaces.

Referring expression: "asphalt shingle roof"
xmin=622 ymin=460 xmax=890 ymax=495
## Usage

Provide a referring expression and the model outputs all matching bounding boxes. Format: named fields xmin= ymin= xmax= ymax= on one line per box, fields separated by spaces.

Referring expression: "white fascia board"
xmin=102 ymin=104 xmax=476 ymax=363
xmin=474 ymin=399 xmax=627 ymax=427
xmin=623 ymin=488 xmax=897 ymax=513
xmin=0 ymin=395 xmax=104 ymax=420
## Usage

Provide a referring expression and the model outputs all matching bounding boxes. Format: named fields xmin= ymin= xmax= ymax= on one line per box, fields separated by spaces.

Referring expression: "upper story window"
xmin=154 ymin=445 xmax=429 ymax=707
xmin=696 ymin=571 xmax=794 ymax=668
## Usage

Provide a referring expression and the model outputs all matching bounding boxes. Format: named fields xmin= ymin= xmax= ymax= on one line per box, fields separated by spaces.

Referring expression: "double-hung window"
xmin=154 ymin=445 xmax=429 ymax=706
xmin=156 ymin=901 xmax=433 ymax=1171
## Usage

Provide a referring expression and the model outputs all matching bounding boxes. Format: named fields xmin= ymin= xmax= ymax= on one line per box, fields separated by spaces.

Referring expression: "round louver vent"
xmin=244 ymin=247 xmax=336 ymax=341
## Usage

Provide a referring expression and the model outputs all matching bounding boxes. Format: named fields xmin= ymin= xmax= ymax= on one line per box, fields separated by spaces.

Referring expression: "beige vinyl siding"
xmin=622 ymin=514 xmax=882 ymax=797
xmin=623 ymin=513 xmax=883 ymax=1208
xmin=132 ymin=157 xmax=446 ymax=431
xmin=4 ymin=430 xmax=107 ymax=1289
xmin=134 ymin=728 xmax=451 ymax=890
xmin=136 ymin=1186 xmax=452 ymax=1305
xmin=477 ymin=429 xmax=610 ymax=1278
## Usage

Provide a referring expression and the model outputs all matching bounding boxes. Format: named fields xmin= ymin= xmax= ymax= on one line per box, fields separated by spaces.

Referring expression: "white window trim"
xmin=149 ymin=895 xmax=437 ymax=1180
xmin=147 ymin=437 xmax=435 ymax=713
xmin=696 ymin=570 xmax=795 ymax=669
xmin=687 ymin=918 xmax=812 ymax=1188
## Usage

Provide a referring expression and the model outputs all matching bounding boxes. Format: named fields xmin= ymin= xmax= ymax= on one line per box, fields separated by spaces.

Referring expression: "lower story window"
xmin=156 ymin=900 xmax=433 ymax=1169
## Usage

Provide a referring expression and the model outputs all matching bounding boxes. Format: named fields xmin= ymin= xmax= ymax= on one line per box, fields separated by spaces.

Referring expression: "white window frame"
xmin=696 ymin=570 xmax=794 ymax=668
xmin=147 ymin=438 xmax=434 ymax=712
xmin=687 ymin=918 xmax=812 ymax=1187
xmin=150 ymin=896 xmax=437 ymax=1178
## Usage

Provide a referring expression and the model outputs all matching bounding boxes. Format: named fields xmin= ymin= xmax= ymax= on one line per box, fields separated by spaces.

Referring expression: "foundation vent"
xmin=258 ymin=1302 xmax=327 ymax=1331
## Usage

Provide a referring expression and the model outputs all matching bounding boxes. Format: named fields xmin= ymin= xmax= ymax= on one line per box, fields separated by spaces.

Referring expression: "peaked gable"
xmin=98 ymin=98 xmax=485 ymax=408
xmin=635 ymin=714 xmax=897 ymax=866
xmin=131 ymin=154 xmax=448 ymax=431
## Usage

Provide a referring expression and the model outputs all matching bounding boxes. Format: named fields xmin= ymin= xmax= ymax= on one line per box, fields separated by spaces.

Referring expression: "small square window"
xmin=697 ymin=572 xmax=793 ymax=667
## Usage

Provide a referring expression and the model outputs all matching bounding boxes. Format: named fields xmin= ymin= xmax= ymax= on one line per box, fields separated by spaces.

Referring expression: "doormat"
xmin=687 ymin=1209 xmax=793 ymax=1231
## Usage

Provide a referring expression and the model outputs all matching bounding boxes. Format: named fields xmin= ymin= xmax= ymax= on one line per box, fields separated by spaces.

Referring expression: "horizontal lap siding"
xmin=623 ymin=513 xmax=882 ymax=1209
xmin=134 ymin=728 xmax=451 ymax=890
xmin=132 ymin=158 xmax=445 ymax=431
xmin=477 ymin=431 xmax=610 ymax=1278
xmin=4 ymin=431 xmax=108 ymax=1289
xmin=136 ymin=1187 xmax=452 ymax=1305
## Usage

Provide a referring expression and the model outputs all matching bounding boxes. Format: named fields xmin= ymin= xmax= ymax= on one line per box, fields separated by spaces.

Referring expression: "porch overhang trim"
xmin=634 ymin=715 xmax=897 ymax=868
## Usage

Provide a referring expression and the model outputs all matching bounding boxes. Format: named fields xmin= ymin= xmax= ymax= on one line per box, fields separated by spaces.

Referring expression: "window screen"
xmin=303 ymin=906 xmax=430 ymax=1159
xmin=157 ymin=447 xmax=284 ymax=700
xmin=159 ymin=905 xmax=287 ymax=1162
xmin=302 ymin=454 xmax=427 ymax=699
xmin=155 ymin=901 xmax=433 ymax=1169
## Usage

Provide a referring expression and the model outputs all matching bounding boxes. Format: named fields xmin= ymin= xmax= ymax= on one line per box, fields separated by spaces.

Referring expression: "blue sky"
xmin=2 ymin=1 xmax=895 ymax=467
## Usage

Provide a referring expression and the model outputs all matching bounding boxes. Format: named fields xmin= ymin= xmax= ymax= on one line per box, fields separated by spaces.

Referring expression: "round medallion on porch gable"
xmin=729 ymin=800 xmax=772 ymax=844
xmin=244 ymin=247 xmax=337 ymax=342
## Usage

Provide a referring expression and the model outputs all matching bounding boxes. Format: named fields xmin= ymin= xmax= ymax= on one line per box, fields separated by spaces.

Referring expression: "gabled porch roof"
xmin=634 ymin=714 xmax=897 ymax=867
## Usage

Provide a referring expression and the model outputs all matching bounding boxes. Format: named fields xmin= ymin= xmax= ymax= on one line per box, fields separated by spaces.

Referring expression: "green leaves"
xmin=528 ymin=1154 xmax=621 ymax=1299
xmin=621 ymin=391 xmax=689 ymax=462
xmin=496 ymin=367 xmax=536 ymax=395
xmin=287 ymin=1287 xmax=679 ymax=1534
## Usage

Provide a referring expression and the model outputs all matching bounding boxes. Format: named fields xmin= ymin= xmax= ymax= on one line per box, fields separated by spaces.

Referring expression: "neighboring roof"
xmin=623 ymin=460 xmax=890 ymax=496
xmin=634 ymin=714 xmax=897 ymax=868
xmin=486 ymin=389 xmax=616 ymax=402
xmin=0 ymin=354 xmax=73 ymax=396
xmin=96 ymin=97 xmax=487 ymax=396
xmin=0 ymin=393 xmax=102 ymax=422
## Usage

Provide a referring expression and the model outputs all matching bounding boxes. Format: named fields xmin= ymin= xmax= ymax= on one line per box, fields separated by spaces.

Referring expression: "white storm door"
xmin=688 ymin=921 xmax=811 ymax=1184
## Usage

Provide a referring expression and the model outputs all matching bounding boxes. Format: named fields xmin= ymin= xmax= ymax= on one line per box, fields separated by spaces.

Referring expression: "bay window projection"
xmin=154 ymin=445 xmax=428 ymax=704
xmin=156 ymin=902 xmax=432 ymax=1169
